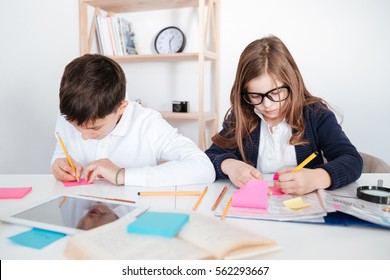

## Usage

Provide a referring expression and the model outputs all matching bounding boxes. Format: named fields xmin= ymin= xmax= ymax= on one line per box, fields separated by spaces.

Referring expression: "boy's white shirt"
xmin=51 ymin=101 xmax=215 ymax=187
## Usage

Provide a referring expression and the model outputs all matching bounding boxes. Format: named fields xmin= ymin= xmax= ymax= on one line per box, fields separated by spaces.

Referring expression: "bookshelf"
xmin=79 ymin=0 xmax=220 ymax=150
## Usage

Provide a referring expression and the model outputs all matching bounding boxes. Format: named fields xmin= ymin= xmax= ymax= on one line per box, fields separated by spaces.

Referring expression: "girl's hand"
xmin=51 ymin=158 xmax=83 ymax=182
xmin=274 ymin=168 xmax=331 ymax=195
xmin=84 ymin=158 xmax=123 ymax=185
xmin=221 ymin=158 xmax=263 ymax=188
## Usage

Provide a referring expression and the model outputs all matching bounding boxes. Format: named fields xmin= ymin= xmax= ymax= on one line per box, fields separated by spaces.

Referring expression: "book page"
xmin=64 ymin=215 xmax=212 ymax=260
xmin=177 ymin=212 xmax=278 ymax=259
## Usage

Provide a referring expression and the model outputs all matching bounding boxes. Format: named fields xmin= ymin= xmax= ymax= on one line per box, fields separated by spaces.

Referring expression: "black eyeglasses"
xmin=242 ymin=85 xmax=290 ymax=105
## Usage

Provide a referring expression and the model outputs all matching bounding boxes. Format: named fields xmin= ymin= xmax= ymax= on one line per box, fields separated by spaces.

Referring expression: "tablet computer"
xmin=0 ymin=195 xmax=148 ymax=235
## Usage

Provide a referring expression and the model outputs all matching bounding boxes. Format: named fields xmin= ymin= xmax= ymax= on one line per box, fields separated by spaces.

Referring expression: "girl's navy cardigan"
xmin=205 ymin=103 xmax=363 ymax=190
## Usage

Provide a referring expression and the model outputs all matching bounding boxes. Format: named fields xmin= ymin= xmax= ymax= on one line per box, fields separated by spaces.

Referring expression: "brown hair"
xmin=212 ymin=35 xmax=326 ymax=163
xmin=59 ymin=54 xmax=126 ymax=125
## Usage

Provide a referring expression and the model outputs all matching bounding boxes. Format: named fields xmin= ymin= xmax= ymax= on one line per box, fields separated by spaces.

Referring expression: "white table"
xmin=1 ymin=173 xmax=389 ymax=259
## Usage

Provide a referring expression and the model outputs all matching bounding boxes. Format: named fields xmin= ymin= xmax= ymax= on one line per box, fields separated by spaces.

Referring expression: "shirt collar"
xmin=254 ymin=108 xmax=288 ymax=133
xmin=110 ymin=99 xmax=134 ymax=137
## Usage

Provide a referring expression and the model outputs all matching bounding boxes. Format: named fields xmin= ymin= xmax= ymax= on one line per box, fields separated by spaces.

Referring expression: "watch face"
xmin=154 ymin=26 xmax=186 ymax=54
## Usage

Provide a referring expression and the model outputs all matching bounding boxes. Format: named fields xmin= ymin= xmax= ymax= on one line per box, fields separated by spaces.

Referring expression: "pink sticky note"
xmin=232 ymin=179 xmax=268 ymax=209
xmin=0 ymin=187 xmax=32 ymax=199
xmin=268 ymin=186 xmax=286 ymax=196
xmin=62 ymin=178 xmax=94 ymax=187
xmin=332 ymin=204 xmax=342 ymax=211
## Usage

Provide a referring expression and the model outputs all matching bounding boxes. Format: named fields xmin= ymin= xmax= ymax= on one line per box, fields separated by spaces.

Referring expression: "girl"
xmin=205 ymin=35 xmax=362 ymax=195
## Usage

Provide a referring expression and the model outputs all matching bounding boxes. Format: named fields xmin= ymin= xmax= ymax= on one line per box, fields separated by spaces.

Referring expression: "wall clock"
xmin=154 ymin=26 xmax=186 ymax=54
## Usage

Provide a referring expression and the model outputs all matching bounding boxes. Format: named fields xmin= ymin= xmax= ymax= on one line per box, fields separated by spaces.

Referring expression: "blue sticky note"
xmin=8 ymin=228 xmax=66 ymax=249
xmin=127 ymin=212 xmax=189 ymax=238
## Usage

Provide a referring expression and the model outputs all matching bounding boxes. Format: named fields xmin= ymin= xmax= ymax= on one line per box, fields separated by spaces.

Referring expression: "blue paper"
xmin=127 ymin=212 xmax=189 ymax=238
xmin=8 ymin=228 xmax=66 ymax=249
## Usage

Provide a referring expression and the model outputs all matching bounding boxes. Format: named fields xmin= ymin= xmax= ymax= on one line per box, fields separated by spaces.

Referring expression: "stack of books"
xmin=95 ymin=15 xmax=137 ymax=56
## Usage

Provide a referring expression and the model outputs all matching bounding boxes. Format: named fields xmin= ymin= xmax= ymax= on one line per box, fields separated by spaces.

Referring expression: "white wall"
xmin=1 ymin=0 xmax=389 ymax=174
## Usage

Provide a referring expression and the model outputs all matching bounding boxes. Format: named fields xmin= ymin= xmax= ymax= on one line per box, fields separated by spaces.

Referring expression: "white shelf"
xmin=79 ymin=0 xmax=220 ymax=149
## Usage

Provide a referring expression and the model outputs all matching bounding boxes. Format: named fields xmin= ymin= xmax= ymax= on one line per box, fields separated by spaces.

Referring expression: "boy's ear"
xmin=118 ymin=100 xmax=129 ymax=114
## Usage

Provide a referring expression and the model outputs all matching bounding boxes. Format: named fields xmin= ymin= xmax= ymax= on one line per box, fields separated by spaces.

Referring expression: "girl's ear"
xmin=118 ymin=100 xmax=129 ymax=114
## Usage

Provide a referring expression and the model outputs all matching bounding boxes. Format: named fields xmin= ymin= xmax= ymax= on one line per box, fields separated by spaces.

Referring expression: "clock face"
xmin=154 ymin=26 xmax=186 ymax=54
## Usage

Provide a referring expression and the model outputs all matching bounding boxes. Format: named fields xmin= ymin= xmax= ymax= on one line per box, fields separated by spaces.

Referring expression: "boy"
xmin=51 ymin=54 xmax=215 ymax=186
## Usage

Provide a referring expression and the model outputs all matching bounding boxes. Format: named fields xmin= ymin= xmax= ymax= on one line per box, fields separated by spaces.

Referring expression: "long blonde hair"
xmin=212 ymin=35 xmax=326 ymax=163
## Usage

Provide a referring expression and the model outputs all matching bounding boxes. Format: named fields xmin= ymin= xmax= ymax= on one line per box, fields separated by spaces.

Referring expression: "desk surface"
xmin=1 ymin=173 xmax=389 ymax=260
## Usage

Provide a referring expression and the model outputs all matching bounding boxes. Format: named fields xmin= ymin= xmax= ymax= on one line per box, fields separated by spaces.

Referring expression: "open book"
xmin=64 ymin=211 xmax=280 ymax=260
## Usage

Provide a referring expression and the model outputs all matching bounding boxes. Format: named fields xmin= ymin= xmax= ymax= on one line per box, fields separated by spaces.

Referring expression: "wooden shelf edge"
xmin=110 ymin=52 xmax=217 ymax=63
xmin=160 ymin=111 xmax=217 ymax=121
xmin=83 ymin=0 xmax=200 ymax=13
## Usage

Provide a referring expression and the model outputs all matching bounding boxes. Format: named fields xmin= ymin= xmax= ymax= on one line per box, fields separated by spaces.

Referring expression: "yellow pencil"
xmin=192 ymin=186 xmax=208 ymax=210
xmin=293 ymin=151 xmax=318 ymax=172
xmin=137 ymin=191 xmax=201 ymax=196
xmin=212 ymin=185 xmax=228 ymax=211
xmin=56 ymin=132 xmax=79 ymax=182
xmin=221 ymin=196 xmax=232 ymax=220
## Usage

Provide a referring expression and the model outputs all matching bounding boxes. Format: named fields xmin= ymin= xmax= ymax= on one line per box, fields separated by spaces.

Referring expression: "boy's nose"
xmin=82 ymin=131 xmax=93 ymax=140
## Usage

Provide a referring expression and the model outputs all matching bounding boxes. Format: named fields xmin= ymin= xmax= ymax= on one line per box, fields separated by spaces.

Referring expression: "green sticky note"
xmin=127 ymin=212 xmax=189 ymax=238
xmin=8 ymin=228 xmax=66 ymax=249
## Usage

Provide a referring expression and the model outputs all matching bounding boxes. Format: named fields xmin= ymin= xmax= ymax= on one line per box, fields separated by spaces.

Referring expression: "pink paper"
xmin=0 ymin=187 xmax=32 ymax=199
xmin=332 ymin=204 xmax=342 ymax=211
xmin=268 ymin=186 xmax=286 ymax=196
xmin=232 ymin=179 xmax=268 ymax=209
xmin=62 ymin=178 xmax=94 ymax=187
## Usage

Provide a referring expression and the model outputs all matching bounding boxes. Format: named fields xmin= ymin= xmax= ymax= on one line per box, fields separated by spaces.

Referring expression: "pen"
xmin=293 ymin=151 xmax=319 ymax=172
xmin=192 ymin=186 xmax=208 ymax=210
xmin=56 ymin=132 xmax=79 ymax=182
xmin=137 ymin=191 xmax=201 ymax=196
xmin=221 ymin=196 xmax=232 ymax=220
xmin=78 ymin=194 xmax=136 ymax=204
xmin=211 ymin=186 xmax=228 ymax=211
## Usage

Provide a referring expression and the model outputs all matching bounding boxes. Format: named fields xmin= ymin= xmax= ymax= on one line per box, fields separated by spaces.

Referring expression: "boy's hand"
xmin=84 ymin=158 xmax=122 ymax=185
xmin=51 ymin=158 xmax=83 ymax=182
xmin=221 ymin=158 xmax=262 ymax=188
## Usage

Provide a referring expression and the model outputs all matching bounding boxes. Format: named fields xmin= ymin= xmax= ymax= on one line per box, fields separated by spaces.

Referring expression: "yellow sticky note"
xmin=283 ymin=197 xmax=311 ymax=210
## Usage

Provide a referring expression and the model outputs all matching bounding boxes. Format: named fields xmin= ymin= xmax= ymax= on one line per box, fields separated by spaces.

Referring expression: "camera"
xmin=172 ymin=101 xmax=189 ymax=113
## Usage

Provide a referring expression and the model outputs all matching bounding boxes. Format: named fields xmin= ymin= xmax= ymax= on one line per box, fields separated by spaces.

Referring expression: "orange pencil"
xmin=79 ymin=194 xmax=135 ymax=204
xmin=138 ymin=191 xmax=201 ymax=196
xmin=212 ymin=186 xmax=228 ymax=211
xmin=192 ymin=186 xmax=208 ymax=210
xmin=56 ymin=132 xmax=79 ymax=182
xmin=221 ymin=196 xmax=232 ymax=220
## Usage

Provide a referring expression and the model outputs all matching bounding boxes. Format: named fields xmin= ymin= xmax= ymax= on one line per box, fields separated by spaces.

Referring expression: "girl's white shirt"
xmin=255 ymin=109 xmax=297 ymax=174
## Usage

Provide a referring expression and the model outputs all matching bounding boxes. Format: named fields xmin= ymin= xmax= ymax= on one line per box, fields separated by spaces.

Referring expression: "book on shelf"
xmin=95 ymin=15 xmax=137 ymax=56
xmin=64 ymin=211 xmax=280 ymax=260
xmin=120 ymin=17 xmax=137 ymax=55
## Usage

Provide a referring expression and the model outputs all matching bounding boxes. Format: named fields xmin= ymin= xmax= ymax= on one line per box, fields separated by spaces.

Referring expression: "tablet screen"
xmin=3 ymin=195 xmax=146 ymax=234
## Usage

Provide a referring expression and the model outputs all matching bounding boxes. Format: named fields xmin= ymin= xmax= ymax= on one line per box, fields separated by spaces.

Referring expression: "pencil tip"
xmin=137 ymin=192 xmax=140 ymax=195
